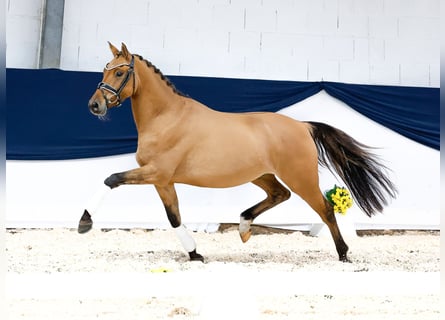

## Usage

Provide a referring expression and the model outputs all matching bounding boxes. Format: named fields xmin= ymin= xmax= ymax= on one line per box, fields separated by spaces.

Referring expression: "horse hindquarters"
xmin=286 ymin=121 xmax=397 ymax=261
xmin=270 ymin=122 xmax=350 ymax=261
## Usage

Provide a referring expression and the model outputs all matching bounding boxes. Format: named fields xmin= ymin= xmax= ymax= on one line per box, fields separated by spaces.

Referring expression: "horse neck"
xmin=130 ymin=60 xmax=185 ymax=133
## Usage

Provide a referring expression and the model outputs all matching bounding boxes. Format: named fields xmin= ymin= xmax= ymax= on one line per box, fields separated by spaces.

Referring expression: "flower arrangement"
xmin=325 ymin=185 xmax=353 ymax=215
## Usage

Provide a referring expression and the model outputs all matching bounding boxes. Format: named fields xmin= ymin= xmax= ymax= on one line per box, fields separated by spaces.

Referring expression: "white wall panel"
xmin=384 ymin=0 xmax=439 ymax=17
xmin=6 ymin=0 xmax=440 ymax=87
xmin=369 ymin=16 xmax=398 ymax=39
xmin=369 ymin=63 xmax=399 ymax=85
xmin=6 ymin=0 xmax=42 ymax=68
xmin=400 ymin=63 xmax=431 ymax=87
xmin=337 ymin=14 xmax=368 ymax=37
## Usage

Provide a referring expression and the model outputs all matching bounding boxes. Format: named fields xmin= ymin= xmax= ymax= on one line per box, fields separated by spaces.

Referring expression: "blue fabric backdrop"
xmin=6 ymin=68 xmax=439 ymax=160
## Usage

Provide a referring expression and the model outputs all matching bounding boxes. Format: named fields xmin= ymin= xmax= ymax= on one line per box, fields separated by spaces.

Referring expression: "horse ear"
xmin=108 ymin=41 xmax=120 ymax=57
xmin=121 ymin=43 xmax=131 ymax=60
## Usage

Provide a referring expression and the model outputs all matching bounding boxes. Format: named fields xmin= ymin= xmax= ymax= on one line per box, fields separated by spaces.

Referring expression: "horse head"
xmin=88 ymin=42 xmax=135 ymax=116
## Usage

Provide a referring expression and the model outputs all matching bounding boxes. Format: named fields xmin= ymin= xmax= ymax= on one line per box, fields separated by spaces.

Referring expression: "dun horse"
xmin=78 ymin=43 xmax=397 ymax=262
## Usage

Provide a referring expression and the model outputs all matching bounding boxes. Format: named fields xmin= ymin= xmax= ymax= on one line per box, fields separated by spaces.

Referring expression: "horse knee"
xmin=104 ymin=172 xmax=125 ymax=189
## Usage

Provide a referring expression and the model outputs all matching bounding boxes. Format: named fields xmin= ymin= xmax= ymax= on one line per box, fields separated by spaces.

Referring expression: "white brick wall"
xmin=6 ymin=0 xmax=440 ymax=87
xmin=6 ymin=0 xmax=43 ymax=68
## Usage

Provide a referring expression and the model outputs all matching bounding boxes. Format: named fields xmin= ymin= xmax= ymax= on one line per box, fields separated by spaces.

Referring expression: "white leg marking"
xmin=174 ymin=224 xmax=196 ymax=252
xmin=85 ymin=184 xmax=111 ymax=216
xmin=239 ymin=216 xmax=251 ymax=234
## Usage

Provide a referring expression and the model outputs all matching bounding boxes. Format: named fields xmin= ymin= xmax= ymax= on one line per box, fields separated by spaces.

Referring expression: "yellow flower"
xmin=325 ymin=185 xmax=353 ymax=215
xmin=150 ymin=267 xmax=172 ymax=273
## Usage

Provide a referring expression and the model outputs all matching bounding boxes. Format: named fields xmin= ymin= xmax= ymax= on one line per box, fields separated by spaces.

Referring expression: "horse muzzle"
xmin=88 ymin=97 xmax=107 ymax=116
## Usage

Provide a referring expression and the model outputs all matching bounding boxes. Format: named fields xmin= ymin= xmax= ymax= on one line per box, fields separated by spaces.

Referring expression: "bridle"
xmin=97 ymin=55 xmax=135 ymax=108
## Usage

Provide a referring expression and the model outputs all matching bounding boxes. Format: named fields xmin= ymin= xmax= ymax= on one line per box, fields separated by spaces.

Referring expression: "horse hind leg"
xmin=297 ymin=188 xmax=350 ymax=262
xmin=239 ymin=174 xmax=291 ymax=242
xmin=318 ymin=197 xmax=350 ymax=262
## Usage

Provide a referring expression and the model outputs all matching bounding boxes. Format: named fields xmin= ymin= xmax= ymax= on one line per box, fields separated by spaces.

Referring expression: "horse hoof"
xmin=189 ymin=250 xmax=204 ymax=262
xmin=339 ymin=255 xmax=352 ymax=263
xmin=78 ymin=210 xmax=93 ymax=234
xmin=240 ymin=230 xmax=252 ymax=243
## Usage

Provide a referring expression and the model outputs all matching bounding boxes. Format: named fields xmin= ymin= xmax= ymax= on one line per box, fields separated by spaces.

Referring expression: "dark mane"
xmin=132 ymin=54 xmax=187 ymax=97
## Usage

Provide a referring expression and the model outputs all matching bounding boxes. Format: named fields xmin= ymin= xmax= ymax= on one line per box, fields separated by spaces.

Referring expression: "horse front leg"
xmin=78 ymin=184 xmax=111 ymax=233
xmin=155 ymin=184 xmax=204 ymax=262
xmin=78 ymin=164 xmax=167 ymax=234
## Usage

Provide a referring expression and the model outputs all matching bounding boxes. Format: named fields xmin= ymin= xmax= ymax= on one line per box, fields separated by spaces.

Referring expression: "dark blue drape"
xmin=322 ymin=82 xmax=439 ymax=151
xmin=6 ymin=68 xmax=138 ymax=159
xmin=170 ymin=76 xmax=322 ymax=113
xmin=6 ymin=68 xmax=439 ymax=160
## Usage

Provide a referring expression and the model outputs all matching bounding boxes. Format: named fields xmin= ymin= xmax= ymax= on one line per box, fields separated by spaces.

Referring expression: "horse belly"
xmin=175 ymin=167 xmax=268 ymax=188
xmin=173 ymin=140 xmax=271 ymax=188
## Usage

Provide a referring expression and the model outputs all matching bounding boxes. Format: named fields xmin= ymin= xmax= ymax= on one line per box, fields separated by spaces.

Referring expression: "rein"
xmin=97 ymin=55 xmax=135 ymax=108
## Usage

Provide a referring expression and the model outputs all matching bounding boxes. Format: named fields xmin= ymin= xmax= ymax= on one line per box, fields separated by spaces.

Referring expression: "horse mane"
xmin=131 ymin=53 xmax=187 ymax=97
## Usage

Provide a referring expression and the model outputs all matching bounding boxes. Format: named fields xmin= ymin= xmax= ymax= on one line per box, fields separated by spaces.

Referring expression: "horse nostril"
xmin=89 ymin=101 xmax=99 ymax=112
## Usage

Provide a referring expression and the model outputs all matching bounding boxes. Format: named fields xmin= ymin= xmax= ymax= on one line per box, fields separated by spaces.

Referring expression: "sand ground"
xmin=5 ymin=226 xmax=440 ymax=319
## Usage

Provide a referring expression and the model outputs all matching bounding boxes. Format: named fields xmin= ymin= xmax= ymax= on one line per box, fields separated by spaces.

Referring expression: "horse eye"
xmin=116 ymin=70 xmax=123 ymax=77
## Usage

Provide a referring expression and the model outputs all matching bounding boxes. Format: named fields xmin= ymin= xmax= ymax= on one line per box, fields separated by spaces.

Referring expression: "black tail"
xmin=307 ymin=121 xmax=397 ymax=217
